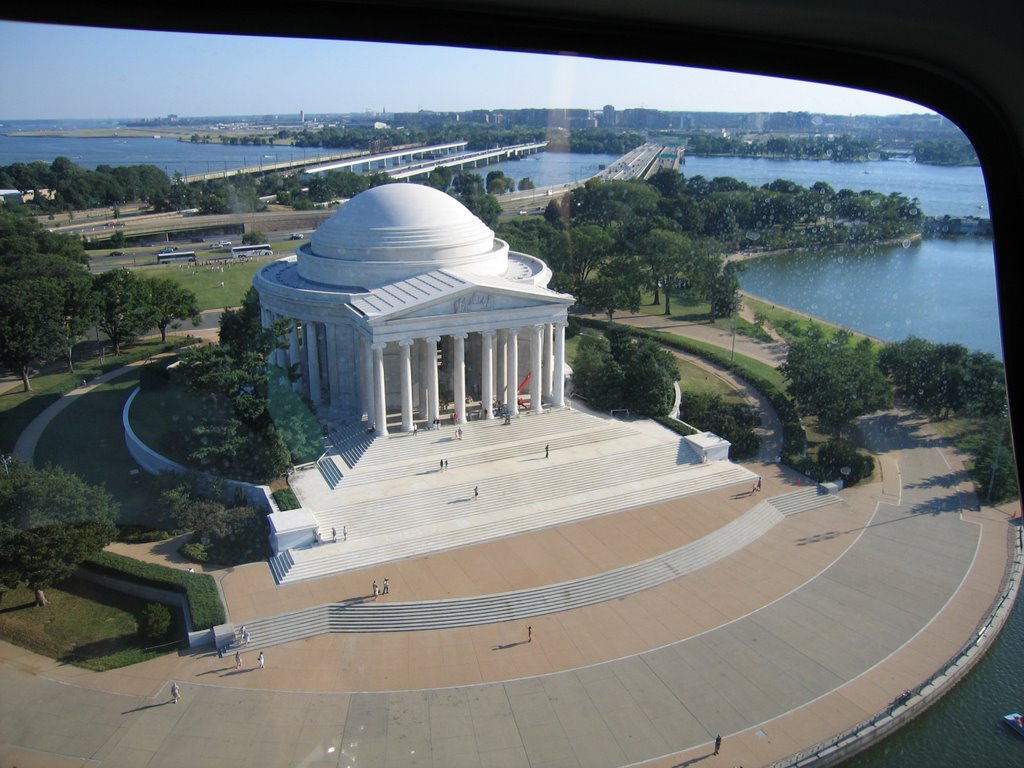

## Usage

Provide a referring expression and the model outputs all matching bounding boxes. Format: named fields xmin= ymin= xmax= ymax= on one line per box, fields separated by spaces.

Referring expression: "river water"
xmin=2 ymin=133 xmax=1018 ymax=765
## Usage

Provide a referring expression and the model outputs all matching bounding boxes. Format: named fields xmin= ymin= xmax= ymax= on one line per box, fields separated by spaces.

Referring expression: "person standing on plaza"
xmin=235 ymin=650 xmax=242 ymax=669
xmin=714 ymin=734 xmax=721 ymax=755
xmin=171 ymin=681 xmax=180 ymax=703
xmin=382 ymin=577 xmax=389 ymax=595
xmin=343 ymin=525 xmax=347 ymax=541
xmin=331 ymin=527 xmax=337 ymax=543
xmin=257 ymin=651 xmax=265 ymax=669
xmin=545 ymin=444 xmax=549 ymax=459
xmin=373 ymin=580 xmax=379 ymax=598
xmin=528 ymin=626 xmax=532 ymax=643
xmin=474 ymin=486 xmax=479 ymax=499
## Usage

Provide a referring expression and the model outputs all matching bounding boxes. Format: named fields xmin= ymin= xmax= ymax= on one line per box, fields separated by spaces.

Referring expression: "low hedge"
xmin=82 ymin=550 xmax=226 ymax=630
xmin=577 ymin=317 xmax=806 ymax=461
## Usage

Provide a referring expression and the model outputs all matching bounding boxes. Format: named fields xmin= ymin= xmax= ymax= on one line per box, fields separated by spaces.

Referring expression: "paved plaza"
xmin=1 ymin=404 xmax=1018 ymax=768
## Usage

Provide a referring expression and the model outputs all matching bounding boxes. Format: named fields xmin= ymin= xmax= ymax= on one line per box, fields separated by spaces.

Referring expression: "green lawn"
xmin=33 ymin=364 xmax=166 ymax=526
xmin=0 ymin=337 xmax=190 ymax=454
xmin=132 ymin=257 xmax=265 ymax=311
xmin=0 ymin=579 xmax=181 ymax=670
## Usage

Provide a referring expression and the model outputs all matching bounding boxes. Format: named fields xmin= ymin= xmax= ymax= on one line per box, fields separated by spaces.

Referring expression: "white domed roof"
xmin=299 ymin=183 xmax=508 ymax=287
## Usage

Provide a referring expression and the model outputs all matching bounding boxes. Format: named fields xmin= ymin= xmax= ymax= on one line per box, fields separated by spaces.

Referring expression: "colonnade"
xmin=260 ymin=308 xmax=567 ymax=436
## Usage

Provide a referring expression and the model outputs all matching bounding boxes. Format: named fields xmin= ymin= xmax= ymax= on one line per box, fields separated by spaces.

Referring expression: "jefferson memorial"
xmin=253 ymin=183 xmax=574 ymax=433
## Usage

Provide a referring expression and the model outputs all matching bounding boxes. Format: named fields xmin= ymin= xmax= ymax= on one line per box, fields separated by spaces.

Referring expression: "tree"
xmin=781 ymin=326 xmax=892 ymax=438
xmin=143 ymin=277 xmax=200 ymax=342
xmin=517 ymin=177 xmax=536 ymax=191
xmin=569 ymin=334 xmax=624 ymax=410
xmin=0 ymin=280 xmax=65 ymax=391
xmin=704 ymin=261 xmax=743 ymax=319
xmin=0 ymin=460 xmax=118 ymax=606
xmin=94 ymin=269 xmax=154 ymax=354
xmin=620 ymin=338 xmax=677 ymax=417
xmin=640 ymin=229 xmax=693 ymax=314
xmin=242 ymin=231 xmax=267 ymax=245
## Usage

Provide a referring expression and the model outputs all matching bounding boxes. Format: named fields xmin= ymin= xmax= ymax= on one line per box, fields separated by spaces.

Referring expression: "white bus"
xmin=156 ymin=250 xmax=196 ymax=264
xmin=230 ymin=243 xmax=273 ymax=259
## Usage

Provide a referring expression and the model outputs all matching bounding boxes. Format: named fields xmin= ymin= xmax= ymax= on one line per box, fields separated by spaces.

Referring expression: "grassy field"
xmin=33 ymin=364 xmax=166 ymax=526
xmin=0 ymin=579 xmax=181 ymax=670
xmin=0 ymin=337 xmax=190 ymax=454
xmin=132 ymin=257 xmax=265 ymax=311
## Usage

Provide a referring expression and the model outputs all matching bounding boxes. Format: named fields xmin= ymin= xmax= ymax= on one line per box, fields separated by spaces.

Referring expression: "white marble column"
xmin=399 ymin=339 xmax=414 ymax=432
xmin=553 ymin=321 xmax=566 ymax=408
xmin=530 ymin=324 xmax=543 ymax=413
xmin=372 ymin=342 xmax=388 ymax=435
xmin=425 ymin=336 xmax=440 ymax=425
xmin=272 ymin=313 xmax=287 ymax=369
xmin=453 ymin=332 xmax=467 ymax=424
xmin=360 ymin=337 xmax=374 ymax=421
xmin=543 ymin=323 xmax=554 ymax=399
xmin=496 ymin=329 xmax=507 ymax=408
xmin=288 ymin=322 xmax=300 ymax=392
xmin=306 ymin=321 xmax=321 ymax=407
xmin=326 ymin=323 xmax=342 ymax=409
xmin=506 ymin=327 xmax=520 ymax=416
xmin=480 ymin=330 xmax=495 ymax=419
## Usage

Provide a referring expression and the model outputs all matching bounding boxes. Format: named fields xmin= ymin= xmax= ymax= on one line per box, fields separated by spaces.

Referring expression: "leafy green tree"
xmin=242 ymin=231 xmax=267 ymax=245
xmin=640 ymin=229 xmax=694 ymax=313
xmin=94 ymin=269 xmax=154 ymax=354
xmin=517 ymin=177 xmax=536 ymax=191
xmin=143 ymin=277 xmax=200 ymax=342
xmin=621 ymin=338 xmax=677 ymax=417
xmin=0 ymin=460 xmax=118 ymax=606
xmin=569 ymin=334 xmax=624 ymax=410
xmin=781 ymin=326 xmax=892 ymax=438
xmin=704 ymin=261 xmax=743 ymax=319
xmin=0 ymin=280 xmax=66 ymax=391
xmin=141 ymin=602 xmax=172 ymax=641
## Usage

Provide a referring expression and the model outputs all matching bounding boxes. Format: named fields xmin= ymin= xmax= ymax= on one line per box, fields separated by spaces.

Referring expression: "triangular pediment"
xmin=350 ymin=269 xmax=572 ymax=323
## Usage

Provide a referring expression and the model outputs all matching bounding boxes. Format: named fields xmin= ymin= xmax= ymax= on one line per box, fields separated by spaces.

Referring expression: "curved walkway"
xmin=1 ymin=309 xmax=1019 ymax=768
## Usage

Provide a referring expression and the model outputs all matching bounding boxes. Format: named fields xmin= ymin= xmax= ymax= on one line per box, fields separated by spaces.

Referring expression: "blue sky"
xmin=0 ymin=21 xmax=934 ymax=120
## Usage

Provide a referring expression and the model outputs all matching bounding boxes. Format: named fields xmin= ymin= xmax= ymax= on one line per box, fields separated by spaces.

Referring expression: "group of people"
xmin=371 ymin=577 xmax=390 ymax=598
xmin=315 ymin=526 xmax=346 ymax=544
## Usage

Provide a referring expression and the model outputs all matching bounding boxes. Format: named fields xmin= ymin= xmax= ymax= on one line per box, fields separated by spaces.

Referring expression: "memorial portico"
xmin=254 ymin=183 xmax=573 ymax=434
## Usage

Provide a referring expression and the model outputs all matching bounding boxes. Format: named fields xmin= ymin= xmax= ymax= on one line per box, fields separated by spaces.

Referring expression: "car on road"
xmin=157 ymin=247 xmax=175 ymax=255
xmin=289 ymin=233 xmax=305 ymax=240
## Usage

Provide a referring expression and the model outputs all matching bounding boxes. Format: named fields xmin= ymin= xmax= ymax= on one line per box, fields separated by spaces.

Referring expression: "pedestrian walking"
xmin=383 ymin=577 xmax=389 ymax=595
xmin=373 ymin=580 xmax=379 ymax=598
xmin=331 ymin=527 xmax=337 ymax=542
xmin=714 ymin=734 xmax=721 ymax=755
xmin=444 ymin=459 xmax=448 ymax=471
xmin=171 ymin=681 xmax=180 ymax=703
xmin=235 ymin=650 xmax=242 ymax=669
xmin=440 ymin=459 xmax=444 ymax=471
xmin=413 ymin=423 xmax=418 ymax=435
xmin=528 ymin=626 xmax=532 ymax=643
xmin=257 ymin=651 xmax=265 ymax=669
xmin=756 ymin=477 xmax=762 ymax=492
xmin=343 ymin=525 xmax=347 ymax=541
xmin=240 ymin=625 xmax=249 ymax=645
xmin=545 ymin=444 xmax=549 ymax=459
xmin=474 ymin=486 xmax=479 ymax=499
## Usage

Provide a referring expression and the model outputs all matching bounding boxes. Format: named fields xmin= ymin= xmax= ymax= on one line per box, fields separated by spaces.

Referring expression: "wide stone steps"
xmin=334 ymin=422 xmax=643 ymax=489
xmin=307 ymin=442 xmax=703 ymax=549
xmin=275 ymin=461 xmax=755 ymax=584
xmin=237 ymin=497 xmax=822 ymax=650
xmin=347 ymin=408 xmax=626 ymax=467
xmin=771 ymin=484 xmax=843 ymax=515
xmin=315 ymin=457 xmax=343 ymax=489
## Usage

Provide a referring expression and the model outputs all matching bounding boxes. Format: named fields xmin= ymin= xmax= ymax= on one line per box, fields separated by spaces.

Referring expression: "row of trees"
xmin=0 ymin=157 xmax=267 ymax=216
xmin=496 ymin=169 xmax=919 ymax=323
xmin=0 ymin=212 xmax=200 ymax=390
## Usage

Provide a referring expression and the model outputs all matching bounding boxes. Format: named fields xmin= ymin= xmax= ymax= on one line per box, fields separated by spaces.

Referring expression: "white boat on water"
xmin=1002 ymin=712 xmax=1024 ymax=738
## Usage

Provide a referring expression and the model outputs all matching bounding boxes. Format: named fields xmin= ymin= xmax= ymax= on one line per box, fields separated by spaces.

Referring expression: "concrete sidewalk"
xmin=1 ymin=407 xmax=1016 ymax=768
